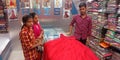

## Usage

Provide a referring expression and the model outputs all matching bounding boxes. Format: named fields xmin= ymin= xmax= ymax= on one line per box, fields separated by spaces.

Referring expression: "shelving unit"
xmin=104 ymin=0 xmax=120 ymax=57
xmin=0 ymin=0 xmax=8 ymax=33
xmin=87 ymin=0 xmax=120 ymax=60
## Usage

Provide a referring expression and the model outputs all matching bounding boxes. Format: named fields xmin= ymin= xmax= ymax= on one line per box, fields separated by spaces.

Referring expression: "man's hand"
xmin=66 ymin=32 xmax=72 ymax=35
xmin=86 ymin=37 xmax=90 ymax=45
xmin=66 ymin=26 xmax=73 ymax=36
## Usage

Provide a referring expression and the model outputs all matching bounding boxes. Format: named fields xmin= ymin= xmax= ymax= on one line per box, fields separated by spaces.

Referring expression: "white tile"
xmin=0 ymin=37 xmax=10 ymax=54
xmin=8 ymin=50 xmax=24 ymax=60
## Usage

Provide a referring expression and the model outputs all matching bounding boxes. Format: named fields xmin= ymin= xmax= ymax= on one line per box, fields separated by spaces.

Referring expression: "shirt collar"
xmin=79 ymin=14 xmax=88 ymax=19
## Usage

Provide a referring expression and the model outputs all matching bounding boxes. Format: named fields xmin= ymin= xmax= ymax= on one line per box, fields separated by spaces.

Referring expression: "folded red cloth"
xmin=43 ymin=34 xmax=99 ymax=60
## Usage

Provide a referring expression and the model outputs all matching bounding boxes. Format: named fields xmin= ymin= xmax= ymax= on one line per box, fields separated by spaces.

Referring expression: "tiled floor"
xmin=0 ymin=34 xmax=10 ymax=54
xmin=8 ymin=20 xmax=24 ymax=60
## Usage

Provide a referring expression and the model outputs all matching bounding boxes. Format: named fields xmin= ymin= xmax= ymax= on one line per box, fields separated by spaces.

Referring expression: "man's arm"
xmin=87 ymin=17 xmax=92 ymax=45
xmin=66 ymin=16 xmax=76 ymax=35
xmin=66 ymin=26 xmax=73 ymax=35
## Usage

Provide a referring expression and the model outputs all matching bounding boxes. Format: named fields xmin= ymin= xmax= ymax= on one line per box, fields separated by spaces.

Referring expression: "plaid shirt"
xmin=70 ymin=14 xmax=92 ymax=40
xmin=19 ymin=26 xmax=38 ymax=60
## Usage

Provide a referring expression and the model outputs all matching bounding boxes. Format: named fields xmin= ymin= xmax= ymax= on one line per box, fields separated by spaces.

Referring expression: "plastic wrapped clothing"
xmin=43 ymin=34 xmax=99 ymax=60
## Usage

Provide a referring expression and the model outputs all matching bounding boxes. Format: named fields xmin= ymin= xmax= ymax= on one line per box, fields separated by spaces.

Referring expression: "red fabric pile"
xmin=43 ymin=34 xmax=99 ymax=60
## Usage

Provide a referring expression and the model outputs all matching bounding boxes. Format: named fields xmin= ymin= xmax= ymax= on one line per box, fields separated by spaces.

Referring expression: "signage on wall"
xmin=44 ymin=8 xmax=50 ymax=16
xmin=22 ymin=8 xmax=30 ymax=15
xmin=63 ymin=0 xmax=72 ymax=18
xmin=30 ymin=0 xmax=40 ymax=9
xmin=20 ymin=0 xmax=30 ymax=8
xmin=54 ymin=0 xmax=62 ymax=15
xmin=42 ymin=0 xmax=51 ymax=16
xmin=54 ymin=0 xmax=62 ymax=8
xmin=63 ymin=9 xmax=70 ymax=19
xmin=30 ymin=0 xmax=41 ymax=15
xmin=54 ymin=8 xmax=60 ymax=15
xmin=64 ymin=0 xmax=72 ymax=10
xmin=33 ymin=9 xmax=41 ymax=15
xmin=6 ymin=0 xmax=16 ymax=8
xmin=16 ymin=0 xmax=20 ymax=12
xmin=42 ymin=0 xmax=51 ymax=8
xmin=8 ymin=8 xmax=17 ymax=21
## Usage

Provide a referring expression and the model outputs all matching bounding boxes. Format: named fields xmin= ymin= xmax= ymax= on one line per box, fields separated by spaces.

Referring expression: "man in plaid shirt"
xmin=67 ymin=2 xmax=92 ymax=45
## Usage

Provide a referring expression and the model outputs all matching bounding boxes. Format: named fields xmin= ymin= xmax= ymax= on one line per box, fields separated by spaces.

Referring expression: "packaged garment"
xmin=99 ymin=41 xmax=110 ymax=48
xmin=117 ymin=17 xmax=120 ymax=25
xmin=106 ymin=30 xmax=115 ymax=38
xmin=113 ymin=38 xmax=120 ymax=44
xmin=43 ymin=34 xmax=99 ymax=60
xmin=105 ymin=37 xmax=114 ymax=43
xmin=118 ymin=5 xmax=120 ymax=14
xmin=115 ymin=34 xmax=120 ymax=39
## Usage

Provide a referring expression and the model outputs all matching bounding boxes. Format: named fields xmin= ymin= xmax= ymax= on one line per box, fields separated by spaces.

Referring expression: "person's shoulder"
xmin=20 ymin=28 xmax=28 ymax=35
xmin=74 ymin=14 xmax=80 ymax=17
xmin=87 ymin=15 xmax=92 ymax=19
xmin=73 ymin=14 xmax=80 ymax=18
xmin=86 ymin=15 xmax=92 ymax=21
xmin=86 ymin=15 xmax=91 ymax=18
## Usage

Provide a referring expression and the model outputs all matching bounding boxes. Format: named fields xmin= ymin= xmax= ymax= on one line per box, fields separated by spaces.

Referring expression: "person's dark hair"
xmin=29 ymin=12 xmax=36 ymax=18
xmin=79 ymin=2 xmax=86 ymax=8
xmin=21 ymin=15 xmax=32 ymax=29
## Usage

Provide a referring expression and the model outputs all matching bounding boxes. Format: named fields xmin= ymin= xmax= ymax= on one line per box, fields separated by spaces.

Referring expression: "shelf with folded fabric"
xmin=88 ymin=38 xmax=112 ymax=60
xmin=111 ymin=51 xmax=120 ymax=60
xmin=0 ymin=20 xmax=7 ymax=33
xmin=88 ymin=9 xmax=99 ymax=12
xmin=92 ymin=29 xmax=102 ymax=38
xmin=88 ymin=40 xmax=98 ymax=51
xmin=93 ymin=24 xmax=104 ymax=29
xmin=115 ymin=30 xmax=120 ymax=34
xmin=105 ymin=36 xmax=120 ymax=44
xmin=0 ymin=5 xmax=7 ymax=33
xmin=87 ymin=0 xmax=120 ymax=59
xmin=94 ymin=45 xmax=112 ymax=60
xmin=91 ymin=35 xmax=101 ymax=40
xmin=96 ymin=47 xmax=112 ymax=56
xmin=105 ymin=34 xmax=120 ymax=43
xmin=104 ymin=26 xmax=117 ymax=32
xmin=105 ymin=37 xmax=120 ymax=54
xmin=110 ymin=45 xmax=120 ymax=54
xmin=106 ymin=33 xmax=114 ymax=39
xmin=117 ymin=12 xmax=120 ymax=15
xmin=105 ymin=10 xmax=118 ymax=14
xmin=88 ymin=9 xmax=107 ymax=14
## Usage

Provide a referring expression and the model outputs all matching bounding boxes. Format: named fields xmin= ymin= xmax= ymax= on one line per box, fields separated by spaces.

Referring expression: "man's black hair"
xmin=79 ymin=2 xmax=86 ymax=8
